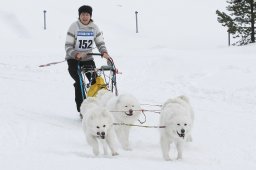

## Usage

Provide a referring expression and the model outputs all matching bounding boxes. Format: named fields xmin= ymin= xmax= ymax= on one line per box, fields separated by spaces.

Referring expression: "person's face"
xmin=79 ymin=12 xmax=91 ymax=25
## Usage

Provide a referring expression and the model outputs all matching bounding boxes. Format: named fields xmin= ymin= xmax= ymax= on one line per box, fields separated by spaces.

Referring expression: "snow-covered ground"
xmin=1 ymin=0 xmax=256 ymax=169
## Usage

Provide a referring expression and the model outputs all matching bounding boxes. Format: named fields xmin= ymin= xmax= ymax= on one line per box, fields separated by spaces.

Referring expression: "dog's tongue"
xmin=177 ymin=131 xmax=185 ymax=138
xmin=125 ymin=109 xmax=133 ymax=116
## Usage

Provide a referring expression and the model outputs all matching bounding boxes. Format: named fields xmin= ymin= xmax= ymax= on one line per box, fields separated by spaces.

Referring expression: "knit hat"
xmin=78 ymin=5 xmax=92 ymax=16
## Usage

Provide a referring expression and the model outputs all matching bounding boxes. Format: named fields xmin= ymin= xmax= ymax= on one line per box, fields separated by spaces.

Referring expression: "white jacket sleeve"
xmin=94 ymin=25 xmax=108 ymax=54
xmin=65 ymin=22 xmax=78 ymax=60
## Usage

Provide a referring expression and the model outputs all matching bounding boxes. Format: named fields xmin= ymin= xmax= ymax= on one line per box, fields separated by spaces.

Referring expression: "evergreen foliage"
xmin=216 ymin=0 xmax=255 ymax=45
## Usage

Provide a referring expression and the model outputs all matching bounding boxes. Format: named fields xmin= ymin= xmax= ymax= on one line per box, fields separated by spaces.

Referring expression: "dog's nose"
xmin=129 ymin=109 xmax=133 ymax=114
xmin=181 ymin=129 xmax=185 ymax=134
xmin=101 ymin=132 xmax=105 ymax=136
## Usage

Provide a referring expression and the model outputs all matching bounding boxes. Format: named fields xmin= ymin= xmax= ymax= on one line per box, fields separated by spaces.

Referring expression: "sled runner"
xmin=77 ymin=54 xmax=119 ymax=100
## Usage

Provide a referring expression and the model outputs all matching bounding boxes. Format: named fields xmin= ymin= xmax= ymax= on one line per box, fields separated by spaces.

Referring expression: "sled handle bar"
xmin=87 ymin=53 xmax=102 ymax=56
xmin=81 ymin=65 xmax=114 ymax=73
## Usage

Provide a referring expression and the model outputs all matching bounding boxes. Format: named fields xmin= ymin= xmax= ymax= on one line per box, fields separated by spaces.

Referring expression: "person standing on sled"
xmin=65 ymin=5 xmax=111 ymax=118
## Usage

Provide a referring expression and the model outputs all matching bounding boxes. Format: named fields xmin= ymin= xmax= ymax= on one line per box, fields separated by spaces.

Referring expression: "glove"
xmin=102 ymin=52 xmax=111 ymax=60
xmin=80 ymin=52 xmax=87 ymax=59
xmin=75 ymin=52 xmax=87 ymax=60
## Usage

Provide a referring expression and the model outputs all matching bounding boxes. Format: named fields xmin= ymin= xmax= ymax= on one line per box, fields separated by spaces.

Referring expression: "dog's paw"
xmin=103 ymin=151 xmax=109 ymax=155
xmin=112 ymin=152 xmax=119 ymax=156
xmin=164 ymin=157 xmax=171 ymax=161
xmin=93 ymin=149 xmax=99 ymax=156
xmin=177 ymin=156 xmax=183 ymax=160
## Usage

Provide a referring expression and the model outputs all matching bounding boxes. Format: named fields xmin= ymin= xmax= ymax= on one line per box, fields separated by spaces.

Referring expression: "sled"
xmin=77 ymin=54 xmax=119 ymax=100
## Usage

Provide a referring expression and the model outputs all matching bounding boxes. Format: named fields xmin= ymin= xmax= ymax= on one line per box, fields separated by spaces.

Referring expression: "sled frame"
xmin=77 ymin=58 xmax=118 ymax=100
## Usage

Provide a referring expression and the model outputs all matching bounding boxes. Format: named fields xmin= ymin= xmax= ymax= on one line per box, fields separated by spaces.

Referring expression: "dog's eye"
xmin=103 ymin=125 xmax=106 ymax=127
xmin=125 ymin=106 xmax=128 ymax=107
xmin=184 ymin=123 xmax=187 ymax=126
xmin=177 ymin=124 xmax=180 ymax=126
xmin=96 ymin=126 xmax=100 ymax=129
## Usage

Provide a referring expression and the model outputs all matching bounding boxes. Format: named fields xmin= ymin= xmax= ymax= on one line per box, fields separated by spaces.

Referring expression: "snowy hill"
xmin=1 ymin=0 xmax=256 ymax=170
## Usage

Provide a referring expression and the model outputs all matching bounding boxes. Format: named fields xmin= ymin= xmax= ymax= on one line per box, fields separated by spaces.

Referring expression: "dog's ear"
xmin=179 ymin=95 xmax=189 ymax=103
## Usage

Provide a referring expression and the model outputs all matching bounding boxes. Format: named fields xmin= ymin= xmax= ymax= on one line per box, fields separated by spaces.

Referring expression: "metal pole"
xmin=43 ymin=10 xmax=47 ymax=30
xmin=135 ymin=11 xmax=138 ymax=33
xmin=250 ymin=0 xmax=255 ymax=43
xmin=228 ymin=32 xmax=230 ymax=46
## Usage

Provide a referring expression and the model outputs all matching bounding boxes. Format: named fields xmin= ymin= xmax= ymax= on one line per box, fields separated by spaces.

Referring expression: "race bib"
xmin=75 ymin=31 xmax=94 ymax=51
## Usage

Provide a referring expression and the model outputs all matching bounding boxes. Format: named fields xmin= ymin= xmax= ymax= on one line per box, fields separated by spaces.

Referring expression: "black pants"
xmin=67 ymin=59 xmax=96 ymax=112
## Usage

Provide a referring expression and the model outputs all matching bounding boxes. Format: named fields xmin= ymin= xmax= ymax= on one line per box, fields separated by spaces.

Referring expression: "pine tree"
xmin=216 ymin=0 xmax=255 ymax=45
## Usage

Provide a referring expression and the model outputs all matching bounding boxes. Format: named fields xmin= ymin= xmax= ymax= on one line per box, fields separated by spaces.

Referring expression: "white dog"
xmin=160 ymin=95 xmax=194 ymax=160
xmin=106 ymin=94 xmax=142 ymax=150
xmin=80 ymin=97 xmax=99 ymax=118
xmin=81 ymin=104 xmax=118 ymax=156
xmin=96 ymin=89 xmax=115 ymax=105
